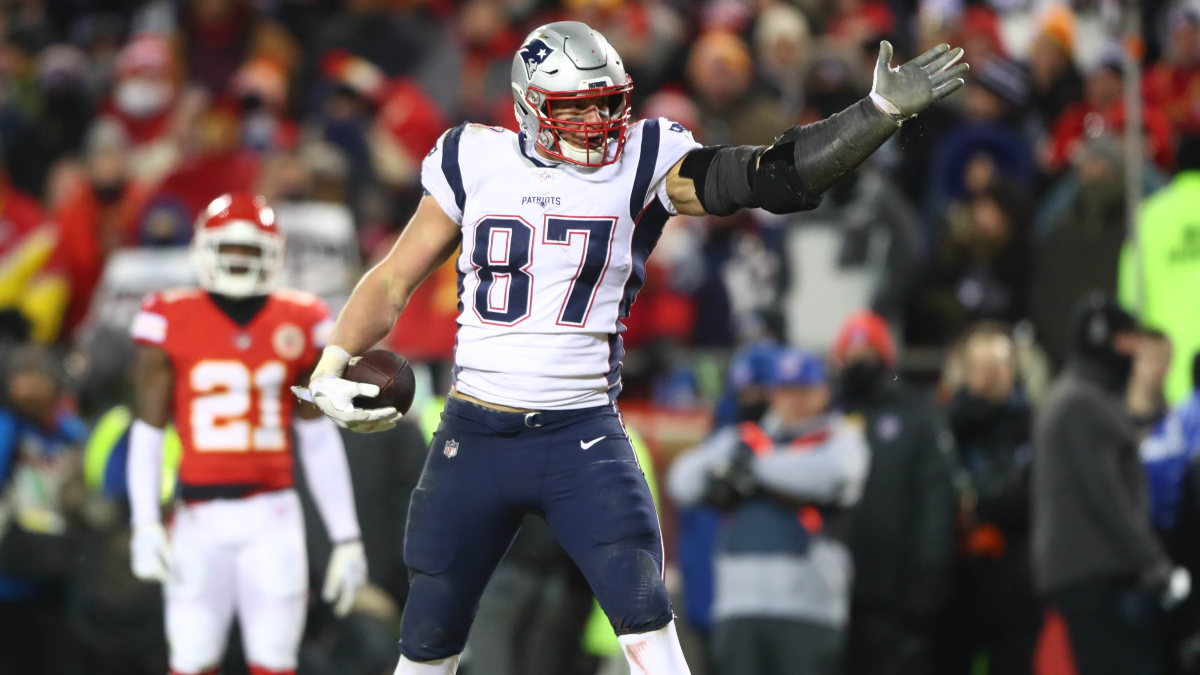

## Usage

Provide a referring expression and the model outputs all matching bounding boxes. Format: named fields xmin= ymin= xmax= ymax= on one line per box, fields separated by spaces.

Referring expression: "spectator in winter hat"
xmin=834 ymin=311 xmax=958 ymax=675
xmin=231 ymin=58 xmax=298 ymax=152
xmin=103 ymin=35 xmax=177 ymax=146
xmin=688 ymin=31 xmax=790 ymax=146
xmin=1028 ymin=5 xmax=1083 ymax=130
xmin=753 ymin=4 xmax=811 ymax=116
xmin=670 ymin=346 xmax=869 ymax=675
xmin=369 ymin=79 xmax=448 ymax=191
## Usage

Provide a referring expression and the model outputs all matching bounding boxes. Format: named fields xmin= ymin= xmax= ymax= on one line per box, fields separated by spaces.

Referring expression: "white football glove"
xmin=292 ymin=346 xmax=403 ymax=433
xmin=1165 ymin=567 xmax=1193 ymax=610
xmin=323 ymin=540 xmax=368 ymax=617
xmin=130 ymin=523 xmax=172 ymax=584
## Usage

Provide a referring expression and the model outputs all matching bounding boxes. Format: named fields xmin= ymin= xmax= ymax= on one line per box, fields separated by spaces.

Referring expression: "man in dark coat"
xmin=1032 ymin=292 xmax=1191 ymax=675
xmin=835 ymin=312 xmax=959 ymax=675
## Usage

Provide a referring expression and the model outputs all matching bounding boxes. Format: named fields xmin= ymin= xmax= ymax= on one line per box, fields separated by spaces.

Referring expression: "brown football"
xmin=344 ymin=350 xmax=416 ymax=414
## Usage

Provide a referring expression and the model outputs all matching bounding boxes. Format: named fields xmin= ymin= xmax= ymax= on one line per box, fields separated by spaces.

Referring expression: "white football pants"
xmin=166 ymin=489 xmax=308 ymax=675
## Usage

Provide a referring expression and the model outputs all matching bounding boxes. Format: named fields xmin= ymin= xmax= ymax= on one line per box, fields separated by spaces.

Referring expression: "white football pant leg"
xmin=165 ymin=503 xmax=237 ymax=674
xmin=394 ymin=655 xmax=461 ymax=674
xmin=235 ymin=490 xmax=309 ymax=672
xmin=618 ymin=620 xmax=691 ymax=675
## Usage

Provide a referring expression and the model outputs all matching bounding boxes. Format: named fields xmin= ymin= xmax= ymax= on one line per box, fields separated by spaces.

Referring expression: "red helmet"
xmin=192 ymin=193 xmax=283 ymax=297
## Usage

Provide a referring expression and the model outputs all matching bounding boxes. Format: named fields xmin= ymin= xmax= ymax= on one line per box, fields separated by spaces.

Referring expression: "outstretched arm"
xmin=127 ymin=344 xmax=174 ymax=583
xmin=667 ymin=41 xmax=967 ymax=217
xmin=296 ymin=195 xmax=461 ymax=433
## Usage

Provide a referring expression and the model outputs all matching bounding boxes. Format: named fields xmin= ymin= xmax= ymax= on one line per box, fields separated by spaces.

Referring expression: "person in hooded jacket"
xmin=834 ymin=311 xmax=959 ymax=675
xmin=1032 ymin=291 xmax=1191 ymax=675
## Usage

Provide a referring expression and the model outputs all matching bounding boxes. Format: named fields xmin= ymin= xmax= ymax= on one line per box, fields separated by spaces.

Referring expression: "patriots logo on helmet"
xmin=520 ymin=39 xmax=555 ymax=80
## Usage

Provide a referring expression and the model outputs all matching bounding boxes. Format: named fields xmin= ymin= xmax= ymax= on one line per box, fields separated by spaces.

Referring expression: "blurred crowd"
xmin=1 ymin=0 xmax=1200 ymax=672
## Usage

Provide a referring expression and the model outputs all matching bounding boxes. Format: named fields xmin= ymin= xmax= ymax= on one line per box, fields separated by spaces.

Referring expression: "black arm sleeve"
xmin=683 ymin=97 xmax=901 ymax=216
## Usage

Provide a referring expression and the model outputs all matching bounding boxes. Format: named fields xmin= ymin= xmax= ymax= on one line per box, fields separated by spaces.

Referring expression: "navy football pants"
xmin=399 ymin=397 xmax=673 ymax=661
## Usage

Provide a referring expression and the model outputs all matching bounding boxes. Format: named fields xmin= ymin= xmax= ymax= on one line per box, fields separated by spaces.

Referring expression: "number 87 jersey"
xmin=423 ymin=118 xmax=699 ymax=410
xmin=130 ymin=288 xmax=332 ymax=497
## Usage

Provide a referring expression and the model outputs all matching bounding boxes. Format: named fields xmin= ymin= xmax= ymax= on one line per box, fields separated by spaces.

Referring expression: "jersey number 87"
xmin=190 ymin=360 xmax=287 ymax=452
xmin=472 ymin=215 xmax=616 ymax=327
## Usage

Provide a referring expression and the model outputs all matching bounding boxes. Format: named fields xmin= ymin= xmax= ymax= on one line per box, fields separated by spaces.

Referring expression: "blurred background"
xmin=0 ymin=0 xmax=1197 ymax=672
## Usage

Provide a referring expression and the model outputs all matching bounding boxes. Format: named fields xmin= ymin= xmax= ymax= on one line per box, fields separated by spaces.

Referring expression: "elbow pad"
xmin=680 ymin=98 xmax=899 ymax=216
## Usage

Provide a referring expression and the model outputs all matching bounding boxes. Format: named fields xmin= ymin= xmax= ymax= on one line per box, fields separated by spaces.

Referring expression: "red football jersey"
xmin=131 ymin=288 xmax=332 ymax=494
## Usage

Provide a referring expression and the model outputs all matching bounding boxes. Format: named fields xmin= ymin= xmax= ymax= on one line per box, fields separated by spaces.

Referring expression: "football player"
xmin=127 ymin=193 xmax=367 ymax=675
xmin=295 ymin=22 xmax=967 ymax=675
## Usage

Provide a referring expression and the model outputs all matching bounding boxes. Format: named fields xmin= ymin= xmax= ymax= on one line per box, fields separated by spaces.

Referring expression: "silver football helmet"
xmin=511 ymin=22 xmax=633 ymax=167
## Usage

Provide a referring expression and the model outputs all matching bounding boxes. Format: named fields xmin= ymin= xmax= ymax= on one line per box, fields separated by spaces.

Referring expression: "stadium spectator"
xmin=1043 ymin=49 xmax=1175 ymax=175
xmin=0 ymin=177 xmax=69 ymax=344
xmin=94 ymin=35 xmax=181 ymax=184
xmin=924 ymin=57 xmax=1034 ymax=227
xmin=3 ymin=44 xmax=94 ymax=201
xmin=833 ymin=311 xmax=958 ymax=675
xmin=1026 ymin=5 xmax=1084 ymax=133
xmin=1030 ymin=137 xmax=1136 ymax=367
xmin=687 ymin=30 xmax=789 ymax=147
xmin=1120 ymin=135 xmax=1200 ymax=404
xmin=1128 ymin=330 xmax=1172 ymax=428
xmin=905 ymin=181 xmax=1032 ymax=347
xmin=1032 ymin=293 xmax=1186 ymax=675
xmin=54 ymin=120 xmax=151 ymax=336
xmin=72 ymin=404 xmax=172 ymax=675
xmin=0 ymin=345 xmax=88 ymax=675
xmin=752 ymin=3 xmax=812 ymax=118
xmin=942 ymin=323 xmax=1040 ymax=675
xmin=1145 ymin=5 xmax=1200 ymax=136
xmin=669 ymin=347 xmax=869 ymax=675
xmin=175 ymin=0 xmax=297 ymax=96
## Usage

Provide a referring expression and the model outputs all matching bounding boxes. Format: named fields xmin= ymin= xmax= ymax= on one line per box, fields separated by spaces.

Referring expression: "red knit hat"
xmin=831 ymin=311 xmax=897 ymax=368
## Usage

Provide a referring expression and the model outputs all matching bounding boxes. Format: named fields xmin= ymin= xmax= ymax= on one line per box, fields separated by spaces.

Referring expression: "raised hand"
xmin=870 ymin=41 xmax=968 ymax=122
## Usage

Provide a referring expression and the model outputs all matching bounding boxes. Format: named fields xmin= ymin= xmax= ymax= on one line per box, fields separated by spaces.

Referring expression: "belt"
xmin=179 ymin=483 xmax=289 ymax=503
xmin=443 ymin=396 xmax=611 ymax=434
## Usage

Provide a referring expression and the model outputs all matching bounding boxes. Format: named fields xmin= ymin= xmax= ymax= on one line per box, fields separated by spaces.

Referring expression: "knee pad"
xmin=594 ymin=547 xmax=673 ymax=636
xmin=400 ymin=574 xmax=472 ymax=661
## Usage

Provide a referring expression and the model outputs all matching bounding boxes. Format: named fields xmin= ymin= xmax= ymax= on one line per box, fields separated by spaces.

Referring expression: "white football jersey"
xmin=422 ymin=118 xmax=700 ymax=409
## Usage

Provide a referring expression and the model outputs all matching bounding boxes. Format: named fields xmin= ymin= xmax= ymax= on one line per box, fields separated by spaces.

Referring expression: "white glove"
xmin=130 ymin=523 xmax=172 ymax=584
xmin=292 ymin=346 xmax=402 ymax=433
xmin=1164 ymin=566 xmax=1192 ymax=610
xmin=323 ymin=540 xmax=368 ymax=617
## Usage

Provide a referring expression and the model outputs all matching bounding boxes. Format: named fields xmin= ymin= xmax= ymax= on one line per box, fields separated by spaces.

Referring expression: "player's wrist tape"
xmin=869 ymin=91 xmax=906 ymax=120
xmin=681 ymin=98 xmax=899 ymax=216
xmin=314 ymin=345 xmax=353 ymax=379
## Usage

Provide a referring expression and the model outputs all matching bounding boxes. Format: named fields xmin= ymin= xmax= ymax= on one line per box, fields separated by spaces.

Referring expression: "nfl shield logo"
xmin=444 ymin=439 xmax=459 ymax=458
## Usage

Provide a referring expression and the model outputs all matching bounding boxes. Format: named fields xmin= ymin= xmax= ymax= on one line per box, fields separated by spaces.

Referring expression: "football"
xmin=344 ymin=350 xmax=416 ymax=414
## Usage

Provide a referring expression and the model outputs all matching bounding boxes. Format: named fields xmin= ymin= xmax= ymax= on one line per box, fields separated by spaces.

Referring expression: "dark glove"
xmin=703 ymin=446 xmax=759 ymax=510
xmin=870 ymin=41 xmax=968 ymax=121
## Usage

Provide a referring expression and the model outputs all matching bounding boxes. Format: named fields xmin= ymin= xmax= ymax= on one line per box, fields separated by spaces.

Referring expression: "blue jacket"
xmin=0 ymin=408 xmax=86 ymax=600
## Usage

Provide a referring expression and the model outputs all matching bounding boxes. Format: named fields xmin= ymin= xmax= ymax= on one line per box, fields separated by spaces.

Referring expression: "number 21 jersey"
xmin=422 ymin=118 xmax=699 ymax=410
xmin=131 ymin=289 xmax=331 ymax=496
